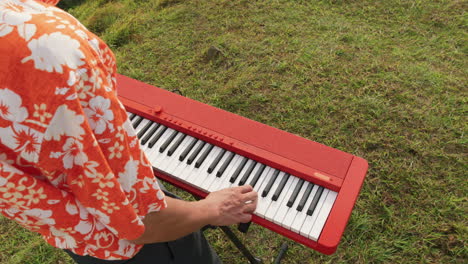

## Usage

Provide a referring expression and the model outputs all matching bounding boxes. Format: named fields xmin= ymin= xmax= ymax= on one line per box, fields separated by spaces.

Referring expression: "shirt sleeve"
xmin=36 ymin=81 xmax=167 ymax=241
xmin=0 ymin=0 xmax=166 ymax=245
xmin=29 ymin=37 xmax=167 ymax=241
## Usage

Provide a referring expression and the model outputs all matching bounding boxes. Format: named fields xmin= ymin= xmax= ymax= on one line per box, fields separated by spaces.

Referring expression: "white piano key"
xmin=290 ymin=183 xmax=318 ymax=234
xmin=301 ymin=189 xmax=329 ymax=241
xmin=299 ymin=185 xmax=320 ymax=237
xmin=254 ymin=167 xmax=275 ymax=217
xmin=131 ymin=115 xmax=143 ymax=127
xmin=186 ymin=150 xmax=220 ymax=192
xmin=209 ymin=155 xmax=243 ymax=192
xmin=139 ymin=122 xmax=160 ymax=146
xmin=181 ymin=143 xmax=212 ymax=184
xmin=174 ymin=140 xmax=204 ymax=179
xmin=202 ymin=150 xmax=232 ymax=192
xmin=281 ymin=180 xmax=310 ymax=229
xmin=173 ymin=140 xmax=205 ymax=181
xmin=264 ymin=172 xmax=290 ymax=222
xmin=265 ymin=175 xmax=295 ymax=223
xmin=251 ymin=164 xmax=268 ymax=191
xmin=157 ymin=132 xmax=185 ymax=172
xmin=135 ymin=118 xmax=150 ymax=132
xmin=204 ymin=151 xmax=233 ymax=192
xmin=192 ymin=146 xmax=222 ymax=189
xmin=218 ymin=157 xmax=247 ymax=189
xmin=146 ymin=128 xmax=175 ymax=168
xmin=147 ymin=127 xmax=173 ymax=155
xmin=272 ymin=176 xmax=299 ymax=226
xmin=228 ymin=159 xmax=254 ymax=188
xmin=239 ymin=162 xmax=261 ymax=187
xmin=308 ymin=190 xmax=337 ymax=241
xmin=163 ymin=136 xmax=196 ymax=176
xmin=141 ymin=126 xmax=167 ymax=157
xmin=252 ymin=166 xmax=270 ymax=192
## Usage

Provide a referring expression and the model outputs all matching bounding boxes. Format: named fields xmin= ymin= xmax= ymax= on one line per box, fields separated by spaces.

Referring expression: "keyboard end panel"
xmin=317 ymin=156 xmax=368 ymax=254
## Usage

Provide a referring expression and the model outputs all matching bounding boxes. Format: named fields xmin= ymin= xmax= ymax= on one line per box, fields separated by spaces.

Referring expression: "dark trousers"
xmin=65 ymin=230 xmax=221 ymax=264
xmin=65 ymin=182 xmax=222 ymax=264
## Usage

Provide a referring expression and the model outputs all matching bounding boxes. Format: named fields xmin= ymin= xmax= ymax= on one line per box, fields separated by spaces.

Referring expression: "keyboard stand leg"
xmin=273 ymin=243 xmax=288 ymax=264
xmin=219 ymin=226 xmax=263 ymax=264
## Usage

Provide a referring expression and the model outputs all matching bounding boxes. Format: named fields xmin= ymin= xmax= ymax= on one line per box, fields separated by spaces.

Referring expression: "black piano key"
xmin=148 ymin=126 xmax=167 ymax=148
xmin=187 ymin=141 xmax=206 ymax=165
xmin=216 ymin=152 xmax=235 ymax=177
xmin=141 ymin=123 xmax=160 ymax=145
xmin=262 ymin=169 xmax=280 ymax=197
xmin=137 ymin=121 xmax=153 ymax=139
xmin=195 ymin=144 xmax=214 ymax=168
xmin=207 ymin=149 xmax=226 ymax=173
xmin=132 ymin=116 xmax=143 ymax=128
xmin=159 ymin=130 xmax=179 ymax=153
xmin=167 ymin=134 xmax=186 ymax=156
xmin=238 ymin=161 xmax=257 ymax=186
xmin=249 ymin=164 xmax=266 ymax=188
xmin=306 ymin=186 xmax=324 ymax=216
xmin=229 ymin=157 xmax=248 ymax=183
xmin=297 ymin=183 xmax=314 ymax=212
xmin=129 ymin=113 xmax=136 ymax=120
xmin=272 ymin=173 xmax=290 ymax=201
xmin=179 ymin=138 xmax=198 ymax=161
xmin=287 ymin=179 xmax=304 ymax=207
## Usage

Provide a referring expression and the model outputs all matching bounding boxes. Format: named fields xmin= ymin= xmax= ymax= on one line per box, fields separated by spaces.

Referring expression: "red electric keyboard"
xmin=117 ymin=74 xmax=368 ymax=255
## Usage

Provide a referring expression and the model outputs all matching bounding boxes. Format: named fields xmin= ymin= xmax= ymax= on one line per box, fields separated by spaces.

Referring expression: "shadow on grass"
xmin=57 ymin=0 xmax=85 ymax=10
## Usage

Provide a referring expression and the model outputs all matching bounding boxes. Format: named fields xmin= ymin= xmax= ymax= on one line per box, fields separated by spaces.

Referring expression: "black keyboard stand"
xmin=219 ymin=225 xmax=263 ymax=264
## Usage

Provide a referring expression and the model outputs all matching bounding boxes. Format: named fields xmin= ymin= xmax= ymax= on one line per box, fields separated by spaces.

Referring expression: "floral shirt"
xmin=0 ymin=0 xmax=167 ymax=260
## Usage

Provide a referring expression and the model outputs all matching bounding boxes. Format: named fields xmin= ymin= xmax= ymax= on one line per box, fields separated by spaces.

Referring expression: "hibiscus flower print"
xmin=21 ymin=32 xmax=85 ymax=73
xmin=62 ymin=137 xmax=88 ymax=169
xmin=84 ymin=96 xmax=114 ymax=134
xmin=0 ymin=123 xmax=43 ymax=163
xmin=0 ymin=0 xmax=33 ymax=38
xmin=50 ymin=226 xmax=78 ymax=249
xmin=44 ymin=105 xmax=85 ymax=141
xmin=0 ymin=0 xmax=35 ymax=24
xmin=24 ymin=208 xmax=55 ymax=225
xmin=118 ymin=159 xmax=139 ymax=193
xmin=0 ymin=88 xmax=28 ymax=123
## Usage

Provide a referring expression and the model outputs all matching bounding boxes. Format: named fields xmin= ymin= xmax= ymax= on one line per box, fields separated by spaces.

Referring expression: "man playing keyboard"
xmin=0 ymin=1 xmax=258 ymax=263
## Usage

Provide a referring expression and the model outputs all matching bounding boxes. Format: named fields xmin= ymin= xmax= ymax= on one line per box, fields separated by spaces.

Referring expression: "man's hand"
xmin=201 ymin=185 xmax=258 ymax=226
xmin=128 ymin=185 xmax=258 ymax=244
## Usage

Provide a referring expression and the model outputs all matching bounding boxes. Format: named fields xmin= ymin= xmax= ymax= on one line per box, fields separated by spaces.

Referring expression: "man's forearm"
xmin=128 ymin=197 xmax=213 ymax=244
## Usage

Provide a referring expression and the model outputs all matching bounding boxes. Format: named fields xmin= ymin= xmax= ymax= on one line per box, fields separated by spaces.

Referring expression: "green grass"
xmin=1 ymin=0 xmax=466 ymax=263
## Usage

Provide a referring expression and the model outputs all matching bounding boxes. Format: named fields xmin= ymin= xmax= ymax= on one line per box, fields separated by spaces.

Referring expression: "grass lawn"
xmin=1 ymin=0 xmax=466 ymax=263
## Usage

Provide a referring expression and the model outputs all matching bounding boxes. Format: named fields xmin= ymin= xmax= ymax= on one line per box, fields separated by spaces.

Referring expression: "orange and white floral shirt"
xmin=0 ymin=0 xmax=166 ymax=260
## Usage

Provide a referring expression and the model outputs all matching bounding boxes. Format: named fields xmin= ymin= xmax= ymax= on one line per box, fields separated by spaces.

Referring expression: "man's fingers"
xmin=241 ymin=191 xmax=258 ymax=203
xmin=236 ymin=184 xmax=253 ymax=194
xmin=239 ymin=214 xmax=252 ymax=223
xmin=242 ymin=202 xmax=257 ymax=214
